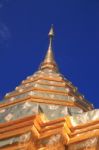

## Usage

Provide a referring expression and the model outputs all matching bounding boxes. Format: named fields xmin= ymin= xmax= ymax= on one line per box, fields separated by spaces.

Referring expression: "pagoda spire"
xmin=40 ymin=25 xmax=58 ymax=71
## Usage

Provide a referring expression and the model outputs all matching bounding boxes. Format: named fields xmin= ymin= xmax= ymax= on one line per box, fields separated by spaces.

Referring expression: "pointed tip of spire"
xmin=48 ymin=24 xmax=54 ymax=37
xmin=39 ymin=25 xmax=58 ymax=72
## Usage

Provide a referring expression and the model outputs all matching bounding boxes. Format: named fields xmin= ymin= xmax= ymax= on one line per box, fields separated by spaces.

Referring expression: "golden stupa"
xmin=0 ymin=26 xmax=99 ymax=150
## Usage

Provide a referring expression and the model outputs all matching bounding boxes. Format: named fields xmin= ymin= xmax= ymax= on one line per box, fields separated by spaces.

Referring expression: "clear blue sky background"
xmin=0 ymin=0 xmax=99 ymax=108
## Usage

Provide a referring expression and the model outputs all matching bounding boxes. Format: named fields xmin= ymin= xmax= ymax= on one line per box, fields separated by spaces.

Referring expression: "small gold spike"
xmin=40 ymin=25 xmax=58 ymax=71
xmin=48 ymin=24 xmax=54 ymax=37
xmin=48 ymin=25 xmax=54 ymax=49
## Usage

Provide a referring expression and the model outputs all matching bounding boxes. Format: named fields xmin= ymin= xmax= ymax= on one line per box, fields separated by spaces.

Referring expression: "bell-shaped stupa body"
xmin=0 ymin=26 xmax=98 ymax=150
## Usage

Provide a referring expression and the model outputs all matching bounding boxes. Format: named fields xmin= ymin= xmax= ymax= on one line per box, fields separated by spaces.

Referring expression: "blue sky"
xmin=0 ymin=0 xmax=99 ymax=108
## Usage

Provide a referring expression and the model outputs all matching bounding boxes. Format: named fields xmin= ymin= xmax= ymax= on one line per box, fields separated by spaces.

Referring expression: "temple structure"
xmin=0 ymin=26 xmax=99 ymax=150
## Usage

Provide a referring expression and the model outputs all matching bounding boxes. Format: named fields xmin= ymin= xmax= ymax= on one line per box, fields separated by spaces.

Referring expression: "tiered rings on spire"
xmin=40 ymin=25 xmax=58 ymax=71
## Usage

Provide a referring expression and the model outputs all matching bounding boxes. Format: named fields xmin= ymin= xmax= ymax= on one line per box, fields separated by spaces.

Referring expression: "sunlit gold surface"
xmin=0 ymin=26 xmax=98 ymax=150
xmin=0 ymin=112 xmax=99 ymax=149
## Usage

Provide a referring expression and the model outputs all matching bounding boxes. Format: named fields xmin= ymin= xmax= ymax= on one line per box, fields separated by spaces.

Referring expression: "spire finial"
xmin=40 ymin=25 xmax=58 ymax=71
xmin=48 ymin=24 xmax=54 ymax=37
xmin=48 ymin=24 xmax=54 ymax=49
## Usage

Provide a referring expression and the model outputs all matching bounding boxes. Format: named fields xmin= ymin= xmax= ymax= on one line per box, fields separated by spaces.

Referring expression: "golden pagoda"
xmin=0 ymin=26 xmax=99 ymax=150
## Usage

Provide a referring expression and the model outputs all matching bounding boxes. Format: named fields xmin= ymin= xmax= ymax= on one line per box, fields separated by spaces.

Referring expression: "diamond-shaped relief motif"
xmin=5 ymin=113 xmax=13 ymax=121
xmin=50 ymin=94 xmax=55 ymax=99
xmin=22 ymin=102 xmax=31 ymax=109
xmin=0 ymin=109 xmax=6 ymax=113
xmin=19 ymin=89 xmax=23 ymax=92
xmin=28 ymin=91 xmax=35 ymax=96
xmin=37 ymin=80 xmax=40 ymax=83
xmin=61 ymin=107 xmax=68 ymax=115
xmin=48 ymin=105 xmax=59 ymax=110
xmin=59 ymin=76 xmax=63 ymax=80
xmin=15 ymin=86 xmax=18 ymax=90
xmin=34 ymin=84 xmax=38 ymax=87
xmin=27 ymin=76 xmax=31 ymax=79
xmin=65 ymin=88 xmax=70 ymax=93
xmin=50 ymin=113 xmax=56 ymax=117
xmin=56 ymin=73 xmax=60 ymax=77
xmin=50 ymin=86 xmax=55 ymax=90
xmin=47 ymin=134 xmax=61 ymax=145
xmin=5 ymin=93 xmax=10 ymax=96
xmin=30 ymin=77 xmax=33 ymax=80
xmin=9 ymin=97 xmax=15 ymax=101
xmin=32 ymin=108 xmax=38 ymax=114
xmin=9 ymin=139 xmax=14 ymax=145
xmin=31 ymin=105 xmax=38 ymax=113
xmin=19 ymin=132 xmax=31 ymax=142
xmin=71 ymin=96 xmax=75 ymax=101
